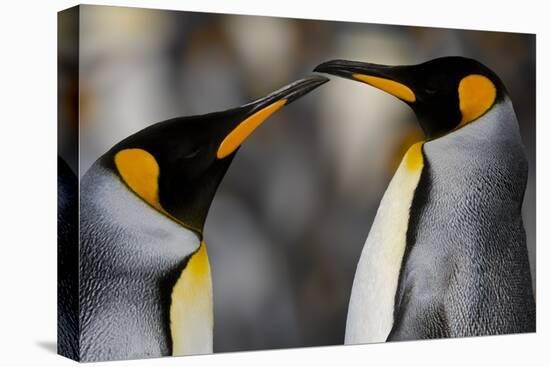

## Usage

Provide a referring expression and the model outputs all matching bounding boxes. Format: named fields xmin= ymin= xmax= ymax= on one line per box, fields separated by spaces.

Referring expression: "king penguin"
xmin=76 ymin=75 xmax=328 ymax=361
xmin=314 ymin=57 xmax=535 ymax=343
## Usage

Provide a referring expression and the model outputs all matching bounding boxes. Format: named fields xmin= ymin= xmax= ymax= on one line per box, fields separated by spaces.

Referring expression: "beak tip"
xmin=314 ymin=75 xmax=331 ymax=85
xmin=313 ymin=59 xmax=355 ymax=78
xmin=305 ymin=74 xmax=331 ymax=84
xmin=313 ymin=60 xmax=335 ymax=74
xmin=245 ymin=74 xmax=330 ymax=110
xmin=283 ymin=75 xmax=330 ymax=105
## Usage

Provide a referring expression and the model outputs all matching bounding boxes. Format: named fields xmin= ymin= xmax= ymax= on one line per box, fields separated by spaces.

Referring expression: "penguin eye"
xmin=182 ymin=147 xmax=201 ymax=159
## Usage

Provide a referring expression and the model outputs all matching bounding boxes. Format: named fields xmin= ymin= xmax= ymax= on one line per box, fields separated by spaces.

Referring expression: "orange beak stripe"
xmin=352 ymin=74 xmax=416 ymax=103
xmin=216 ymin=99 xmax=287 ymax=159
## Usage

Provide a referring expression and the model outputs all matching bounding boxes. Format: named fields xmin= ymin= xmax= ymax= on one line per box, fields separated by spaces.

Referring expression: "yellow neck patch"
xmin=353 ymin=74 xmax=416 ymax=102
xmin=170 ymin=241 xmax=213 ymax=355
xmin=114 ymin=148 xmax=162 ymax=211
xmin=458 ymin=74 xmax=496 ymax=127
xmin=217 ymin=99 xmax=287 ymax=159
xmin=404 ymin=141 xmax=424 ymax=172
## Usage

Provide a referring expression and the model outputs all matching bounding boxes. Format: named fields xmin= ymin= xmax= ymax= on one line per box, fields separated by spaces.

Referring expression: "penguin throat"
xmin=169 ymin=241 xmax=213 ymax=356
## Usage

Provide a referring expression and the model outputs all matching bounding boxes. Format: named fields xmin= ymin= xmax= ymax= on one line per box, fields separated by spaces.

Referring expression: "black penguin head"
xmin=102 ymin=75 xmax=329 ymax=235
xmin=314 ymin=57 xmax=506 ymax=139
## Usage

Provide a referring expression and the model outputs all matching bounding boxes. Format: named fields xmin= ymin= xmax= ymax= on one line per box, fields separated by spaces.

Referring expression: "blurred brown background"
xmin=58 ymin=5 xmax=536 ymax=353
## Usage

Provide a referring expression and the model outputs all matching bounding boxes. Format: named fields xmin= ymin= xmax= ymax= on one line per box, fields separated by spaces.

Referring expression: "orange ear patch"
xmin=458 ymin=74 xmax=496 ymax=126
xmin=114 ymin=148 xmax=162 ymax=211
xmin=352 ymin=74 xmax=416 ymax=102
xmin=113 ymin=148 xmax=203 ymax=234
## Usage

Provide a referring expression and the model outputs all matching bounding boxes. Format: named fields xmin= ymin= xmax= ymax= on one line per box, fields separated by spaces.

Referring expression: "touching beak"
xmin=216 ymin=75 xmax=329 ymax=159
xmin=314 ymin=59 xmax=416 ymax=103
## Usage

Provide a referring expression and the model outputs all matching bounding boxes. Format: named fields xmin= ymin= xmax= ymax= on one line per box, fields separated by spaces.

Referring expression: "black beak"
xmin=245 ymin=75 xmax=330 ymax=112
xmin=216 ymin=75 xmax=329 ymax=159
xmin=314 ymin=59 xmax=393 ymax=79
xmin=314 ymin=59 xmax=416 ymax=103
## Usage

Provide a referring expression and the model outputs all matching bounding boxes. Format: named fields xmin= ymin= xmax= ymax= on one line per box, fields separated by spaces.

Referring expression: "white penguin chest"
xmin=345 ymin=142 xmax=424 ymax=344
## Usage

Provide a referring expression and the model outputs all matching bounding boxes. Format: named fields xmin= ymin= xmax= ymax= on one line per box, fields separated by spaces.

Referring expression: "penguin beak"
xmin=314 ymin=59 xmax=416 ymax=103
xmin=216 ymin=75 xmax=329 ymax=159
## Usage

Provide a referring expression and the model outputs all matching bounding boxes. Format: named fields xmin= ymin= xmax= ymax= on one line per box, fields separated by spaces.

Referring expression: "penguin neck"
xmin=170 ymin=240 xmax=214 ymax=356
xmin=422 ymin=96 xmax=525 ymax=181
xmin=82 ymin=164 xmax=213 ymax=356
xmin=88 ymin=162 xmax=203 ymax=255
xmin=457 ymin=96 xmax=522 ymax=145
